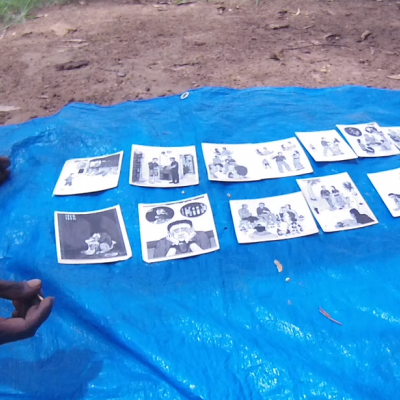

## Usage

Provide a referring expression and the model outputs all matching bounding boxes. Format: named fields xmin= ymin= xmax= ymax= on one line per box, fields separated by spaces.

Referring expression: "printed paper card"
xmin=296 ymin=130 xmax=357 ymax=162
xmin=229 ymin=192 xmax=319 ymax=244
xmin=53 ymin=151 xmax=123 ymax=195
xmin=368 ymin=167 xmax=400 ymax=217
xmin=202 ymin=138 xmax=313 ymax=182
xmin=336 ymin=122 xmax=400 ymax=158
xmin=297 ymin=172 xmax=378 ymax=232
xmin=54 ymin=205 xmax=132 ymax=264
xmin=130 ymin=144 xmax=199 ymax=188
xmin=138 ymin=194 xmax=220 ymax=263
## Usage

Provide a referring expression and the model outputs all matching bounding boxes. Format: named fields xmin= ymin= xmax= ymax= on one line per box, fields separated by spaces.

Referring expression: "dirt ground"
xmin=1 ymin=0 xmax=400 ymax=126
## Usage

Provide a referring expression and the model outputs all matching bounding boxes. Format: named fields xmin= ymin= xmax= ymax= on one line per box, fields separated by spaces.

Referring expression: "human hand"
xmin=0 ymin=279 xmax=54 ymax=345
xmin=0 ymin=157 xmax=11 ymax=185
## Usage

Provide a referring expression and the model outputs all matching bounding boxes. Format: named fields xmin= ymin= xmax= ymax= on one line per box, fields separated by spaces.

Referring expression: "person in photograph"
xmin=357 ymin=139 xmax=374 ymax=154
xmin=256 ymin=203 xmax=276 ymax=225
xmin=221 ymin=147 xmax=232 ymax=156
xmin=169 ymin=157 xmax=179 ymax=184
xmin=331 ymin=138 xmax=344 ymax=155
xmin=310 ymin=144 xmax=317 ymax=152
xmin=213 ymin=154 xmax=222 ymax=165
xmin=155 ymin=208 xmax=173 ymax=224
xmin=212 ymin=163 xmax=225 ymax=179
xmin=65 ymin=173 xmax=74 ymax=186
xmin=148 ymin=158 xmax=159 ymax=184
xmin=349 ymin=208 xmax=374 ymax=225
xmin=256 ymin=147 xmax=273 ymax=156
xmin=292 ymin=150 xmax=304 ymax=170
xmin=272 ymin=152 xmax=291 ymax=173
xmin=331 ymin=186 xmax=346 ymax=209
xmin=321 ymin=137 xmax=334 ymax=156
xmin=238 ymin=204 xmax=258 ymax=223
xmin=248 ymin=221 xmax=278 ymax=240
xmin=320 ymin=186 xmax=335 ymax=210
xmin=262 ymin=159 xmax=271 ymax=169
xmin=388 ymin=193 xmax=400 ymax=210
xmin=364 ymin=134 xmax=378 ymax=147
xmin=378 ymin=137 xmax=393 ymax=151
xmin=153 ymin=219 xmax=211 ymax=258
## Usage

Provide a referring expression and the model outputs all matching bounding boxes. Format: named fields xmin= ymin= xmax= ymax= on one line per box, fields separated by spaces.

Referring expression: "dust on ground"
xmin=1 ymin=0 xmax=400 ymax=125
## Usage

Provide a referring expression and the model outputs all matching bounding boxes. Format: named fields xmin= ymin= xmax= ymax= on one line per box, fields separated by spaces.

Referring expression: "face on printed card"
xmin=138 ymin=194 xmax=220 ymax=263
xmin=53 ymin=151 xmax=123 ymax=195
xmin=368 ymin=167 xmax=400 ymax=217
xmin=336 ymin=122 xmax=400 ymax=158
xmin=54 ymin=205 xmax=132 ymax=264
xmin=229 ymin=192 xmax=319 ymax=244
xmin=202 ymin=138 xmax=312 ymax=182
xmin=130 ymin=144 xmax=199 ymax=188
xmin=295 ymin=130 xmax=357 ymax=162
xmin=297 ymin=172 xmax=378 ymax=232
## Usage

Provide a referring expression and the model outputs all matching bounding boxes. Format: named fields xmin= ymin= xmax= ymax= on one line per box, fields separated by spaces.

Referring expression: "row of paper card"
xmin=53 ymin=122 xmax=400 ymax=196
xmin=55 ymin=171 xmax=399 ymax=264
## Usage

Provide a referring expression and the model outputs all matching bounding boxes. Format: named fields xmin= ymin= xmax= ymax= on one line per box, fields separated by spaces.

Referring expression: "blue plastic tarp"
xmin=0 ymin=86 xmax=400 ymax=399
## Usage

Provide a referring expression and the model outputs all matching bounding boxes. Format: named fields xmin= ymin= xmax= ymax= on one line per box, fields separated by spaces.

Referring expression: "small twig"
xmin=0 ymin=26 xmax=9 ymax=40
xmin=281 ymin=43 xmax=349 ymax=52
xmin=37 ymin=294 xmax=44 ymax=301
xmin=319 ymin=307 xmax=342 ymax=325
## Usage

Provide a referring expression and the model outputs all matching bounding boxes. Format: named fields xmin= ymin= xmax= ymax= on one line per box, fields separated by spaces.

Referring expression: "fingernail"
xmin=27 ymin=279 xmax=42 ymax=288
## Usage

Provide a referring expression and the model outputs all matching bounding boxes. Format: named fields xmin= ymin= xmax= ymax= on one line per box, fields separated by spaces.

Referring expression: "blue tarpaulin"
xmin=0 ymin=86 xmax=400 ymax=399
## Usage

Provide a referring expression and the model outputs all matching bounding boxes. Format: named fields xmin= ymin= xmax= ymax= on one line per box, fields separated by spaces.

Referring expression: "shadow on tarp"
xmin=0 ymin=348 xmax=102 ymax=400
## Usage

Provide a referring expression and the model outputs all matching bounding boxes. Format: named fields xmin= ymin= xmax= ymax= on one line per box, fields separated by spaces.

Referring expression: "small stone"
xmin=227 ymin=193 xmax=231 ymax=198
xmin=116 ymin=72 xmax=126 ymax=77
xmin=181 ymin=191 xmax=185 ymax=194
xmin=285 ymin=277 xmax=290 ymax=282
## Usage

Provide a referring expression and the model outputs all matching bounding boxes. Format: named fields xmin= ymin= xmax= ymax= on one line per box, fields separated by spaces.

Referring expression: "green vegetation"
xmin=0 ymin=0 xmax=60 ymax=25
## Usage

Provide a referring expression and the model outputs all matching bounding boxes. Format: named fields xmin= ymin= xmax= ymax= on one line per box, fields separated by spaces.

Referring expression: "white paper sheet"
xmin=53 ymin=151 xmax=123 ymax=195
xmin=229 ymin=192 xmax=319 ymax=244
xmin=296 ymin=130 xmax=357 ymax=162
xmin=130 ymin=144 xmax=199 ymax=188
xmin=297 ymin=172 xmax=378 ymax=232
xmin=138 ymin=194 xmax=220 ymax=263
xmin=336 ymin=122 xmax=400 ymax=158
xmin=368 ymin=167 xmax=400 ymax=217
xmin=379 ymin=126 xmax=400 ymax=150
xmin=202 ymin=138 xmax=313 ymax=182
xmin=54 ymin=205 xmax=132 ymax=264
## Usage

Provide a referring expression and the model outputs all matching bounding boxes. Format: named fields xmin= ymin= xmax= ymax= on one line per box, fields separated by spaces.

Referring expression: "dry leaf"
xmin=361 ymin=30 xmax=372 ymax=41
xmin=274 ymin=260 xmax=283 ymax=273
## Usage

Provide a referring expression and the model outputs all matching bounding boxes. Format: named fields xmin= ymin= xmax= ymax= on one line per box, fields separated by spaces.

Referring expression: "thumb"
xmin=0 ymin=279 xmax=42 ymax=300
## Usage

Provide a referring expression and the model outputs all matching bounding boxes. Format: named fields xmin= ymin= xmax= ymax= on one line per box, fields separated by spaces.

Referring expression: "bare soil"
xmin=1 ymin=0 xmax=400 ymax=126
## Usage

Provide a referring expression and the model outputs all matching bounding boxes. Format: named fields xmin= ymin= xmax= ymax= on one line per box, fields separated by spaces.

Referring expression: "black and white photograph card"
xmin=53 ymin=151 xmax=123 ymax=196
xmin=368 ymin=167 xmax=400 ymax=217
xmin=336 ymin=122 xmax=400 ymax=158
xmin=295 ymin=130 xmax=357 ymax=162
xmin=380 ymin=126 xmax=400 ymax=150
xmin=138 ymin=194 xmax=220 ymax=263
xmin=202 ymin=138 xmax=313 ymax=182
xmin=130 ymin=144 xmax=199 ymax=188
xmin=54 ymin=205 xmax=132 ymax=264
xmin=229 ymin=192 xmax=319 ymax=244
xmin=297 ymin=172 xmax=378 ymax=232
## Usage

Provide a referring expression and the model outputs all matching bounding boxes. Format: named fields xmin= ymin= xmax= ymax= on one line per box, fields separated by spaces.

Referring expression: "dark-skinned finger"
xmin=0 ymin=297 xmax=54 ymax=346
xmin=12 ymin=299 xmax=31 ymax=319
xmin=0 ymin=156 xmax=11 ymax=169
xmin=0 ymin=279 xmax=42 ymax=301
xmin=0 ymin=169 xmax=10 ymax=185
